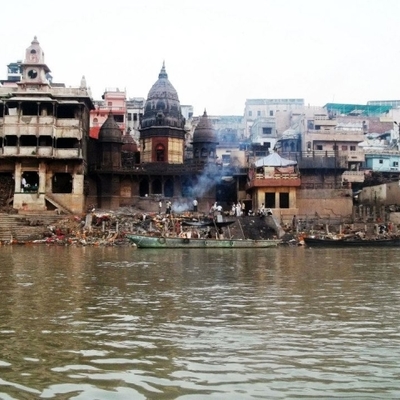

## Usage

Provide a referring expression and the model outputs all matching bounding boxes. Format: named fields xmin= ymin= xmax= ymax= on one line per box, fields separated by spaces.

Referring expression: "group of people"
xmin=159 ymin=200 xmax=173 ymax=215
xmin=210 ymin=202 xmax=223 ymax=215
xmin=229 ymin=202 xmax=246 ymax=217
xmin=158 ymin=199 xmax=199 ymax=216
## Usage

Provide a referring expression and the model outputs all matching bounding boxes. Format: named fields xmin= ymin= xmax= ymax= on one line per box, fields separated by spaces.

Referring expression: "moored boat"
xmin=181 ymin=219 xmax=236 ymax=228
xmin=304 ymin=235 xmax=400 ymax=247
xmin=127 ymin=234 xmax=281 ymax=248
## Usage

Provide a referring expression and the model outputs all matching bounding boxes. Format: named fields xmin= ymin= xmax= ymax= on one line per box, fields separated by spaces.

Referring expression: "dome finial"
xmin=159 ymin=61 xmax=168 ymax=79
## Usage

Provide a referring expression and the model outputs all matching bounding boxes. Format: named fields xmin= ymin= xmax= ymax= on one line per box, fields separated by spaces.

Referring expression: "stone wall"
xmin=296 ymin=188 xmax=353 ymax=218
xmin=359 ymin=182 xmax=400 ymax=206
xmin=0 ymin=174 xmax=14 ymax=210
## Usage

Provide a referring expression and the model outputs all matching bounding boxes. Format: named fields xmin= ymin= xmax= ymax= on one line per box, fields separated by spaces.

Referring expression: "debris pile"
xmin=0 ymin=206 xmax=284 ymax=246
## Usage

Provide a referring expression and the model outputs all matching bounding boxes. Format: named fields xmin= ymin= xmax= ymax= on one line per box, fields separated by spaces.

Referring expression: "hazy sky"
xmin=1 ymin=0 xmax=399 ymax=115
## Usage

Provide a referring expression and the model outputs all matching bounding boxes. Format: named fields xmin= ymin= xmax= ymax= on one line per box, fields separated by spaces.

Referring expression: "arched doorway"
xmin=164 ymin=178 xmax=174 ymax=197
xmin=152 ymin=178 xmax=162 ymax=195
xmin=139 ymin=178 xmax=149 ymax=197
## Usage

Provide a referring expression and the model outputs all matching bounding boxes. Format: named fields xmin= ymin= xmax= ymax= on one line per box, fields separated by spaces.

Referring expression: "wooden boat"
xmin=181 ymin=219 xmax=236 ymax=228
xmin=304 ymin=235 xmax=400 ymax=247
xmin=127 ymin=234 xmax=281 ymax=248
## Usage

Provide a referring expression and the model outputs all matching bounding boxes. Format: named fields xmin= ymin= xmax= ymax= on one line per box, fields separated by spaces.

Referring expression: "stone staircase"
xmin=0 ymin=212 xmax=67 ymax=242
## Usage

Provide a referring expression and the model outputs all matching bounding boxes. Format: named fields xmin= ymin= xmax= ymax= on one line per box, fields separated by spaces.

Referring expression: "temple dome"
xmin=141 ymin=62 xmax=185 ymax=129
xmin=122 ymin=132 xmax=138 ymax=152
xmin=98 ymin=113 xmax=123 ymax=143
xmin=192 ymin=110 xmax=218 ymax=143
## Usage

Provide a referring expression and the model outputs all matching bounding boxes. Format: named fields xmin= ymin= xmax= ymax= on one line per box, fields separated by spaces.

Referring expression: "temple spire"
xmin=158 ymin=61 xmax=168 ymax=79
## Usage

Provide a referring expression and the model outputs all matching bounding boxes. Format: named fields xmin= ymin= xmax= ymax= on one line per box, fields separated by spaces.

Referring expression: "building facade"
xmin=0 ymin=37 xmax=94 ymax=213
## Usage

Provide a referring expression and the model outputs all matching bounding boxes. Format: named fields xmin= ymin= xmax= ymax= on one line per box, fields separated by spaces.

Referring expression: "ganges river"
xmin=1 ymin=244 xmax=400 ymax=399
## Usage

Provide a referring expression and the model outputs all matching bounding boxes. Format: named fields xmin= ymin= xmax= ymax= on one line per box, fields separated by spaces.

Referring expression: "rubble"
xmin=0 ymin=206 xmax=287 ymax=246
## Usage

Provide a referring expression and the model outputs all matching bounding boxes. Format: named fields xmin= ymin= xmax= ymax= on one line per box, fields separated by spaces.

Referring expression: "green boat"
xmin=127 ymin=234 xmax=281 ymax=248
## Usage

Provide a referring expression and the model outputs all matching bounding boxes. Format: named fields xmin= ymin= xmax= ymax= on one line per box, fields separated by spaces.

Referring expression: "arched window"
xmin=93 ymin=118 xmax=98 ymax=127
xmin=152 ymin=179 xmax=162 ymax=195
xmin=156 ymin=144 xmax=165 ymax=161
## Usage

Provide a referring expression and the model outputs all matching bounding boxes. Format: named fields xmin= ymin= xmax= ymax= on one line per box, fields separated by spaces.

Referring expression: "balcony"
xmin=246 ymin=171 xmax=301 ymax=189
xmin=0 ymin=146 xmax=81 ymax=159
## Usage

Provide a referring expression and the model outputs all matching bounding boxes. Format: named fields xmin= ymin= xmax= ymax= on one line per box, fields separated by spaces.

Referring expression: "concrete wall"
xmin=359 ymin=181 xmax=400 ymax=205
xmin=296 ymin=188 xmax=353 ymax=218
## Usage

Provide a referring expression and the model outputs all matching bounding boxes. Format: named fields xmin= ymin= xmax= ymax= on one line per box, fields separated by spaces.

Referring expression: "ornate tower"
xmin=139 ymin=63 xmax=186 ymax=163
xmin=97 ymin=112 xmax=123 ymax=169
xmin=192 ymin=110 xmax=219 ymax=164
xmin=96 ymin=113 xmax=123 ymax=209
xmin=18 ymin=36 xmax=51 ymax=91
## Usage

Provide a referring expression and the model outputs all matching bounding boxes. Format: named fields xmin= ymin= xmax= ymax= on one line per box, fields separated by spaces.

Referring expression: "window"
xmin=248 ymin=111 xmax=252 ymax=117
xmin=156 ymin=144 xmax=165 ymax=161
xmin=269 ymin=110 xmax=273 ymax=116
xmin=279 ymin=192 xmax=289 ymax=208
xmin=20 ymin=135 xmax=37 ymax=146
xmin=21 ymin=102 xmax=38 ymax=116
xmin=316 ymin=145 xmax=323 ymax=150
xmin=341 ymin=145 xmax=348 ymax=151
xmin=262 ymin=127 xmax=272 ymax=135
xmin=257 ymin=111 xmax=261 ymax=117
xmin=265 ymin=193 xmax=275 ymax=208
xmin=114 ymin=115 xmax=124 ymax=123
xmin=52 ymin=173 xmax=72 ymax=193
xmin=350 ymin=145 xmax=356 ymax=151
xmin=108 ymin=102 xmax=112 ymax=107
xmin=222 ymin=154 xmax=231 ymax=164
xmin=57 ymin=105 xmax=76 ymax=118
xmin=393 ymin=161 xmax=399 ymax=167
xmin=333 ymin=144 xmax=338 ymax=150
xmin=39 ymin=135 xmax=52 ymax=146
xmin=379 ymin=160 xmax=383 ymax=164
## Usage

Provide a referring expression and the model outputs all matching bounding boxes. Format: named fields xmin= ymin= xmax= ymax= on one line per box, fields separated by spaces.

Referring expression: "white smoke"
xmin=170 ymin=164 xmax=226 ymax=213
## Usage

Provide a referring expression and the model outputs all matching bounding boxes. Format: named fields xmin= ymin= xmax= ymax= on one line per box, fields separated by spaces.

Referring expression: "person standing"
xmin=21 ymin=176 xmax=27 ymax=191
xmin=158 ymin=200 xmax=162 ymax=215
xmin=292 ymin=215 xmax=298 ymax=232
xmin=166 ymin=200 xmax=172 ymax=215
xmin=236 ymin=202 xmax=241 ymax=217
xmin=193 ymin=198 xmax=198 ymax=212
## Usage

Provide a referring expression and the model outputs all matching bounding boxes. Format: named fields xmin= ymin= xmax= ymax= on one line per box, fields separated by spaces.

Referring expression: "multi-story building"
xmin=90 ymin=88 xmax=126 ymax=139
xmin=126 ymin=97 xmax=145 ymax=142
xmin=0 ymin=37 xmax=94 ymax=213
xmin=244 ymin=98 xmax=304 ymax=138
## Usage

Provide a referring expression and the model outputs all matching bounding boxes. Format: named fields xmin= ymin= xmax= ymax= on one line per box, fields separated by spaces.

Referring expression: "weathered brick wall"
xmin=0 ymin=174 xmax=14 ymax=209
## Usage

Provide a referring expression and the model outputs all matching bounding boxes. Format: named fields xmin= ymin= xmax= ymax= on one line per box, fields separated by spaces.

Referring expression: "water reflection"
xmin=0 ymin=245 xmax=400 ymax=398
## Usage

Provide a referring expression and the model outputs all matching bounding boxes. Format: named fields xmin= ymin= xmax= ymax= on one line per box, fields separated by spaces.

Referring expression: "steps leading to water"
xmin=0 ymin=212 xmax=67 ymax=242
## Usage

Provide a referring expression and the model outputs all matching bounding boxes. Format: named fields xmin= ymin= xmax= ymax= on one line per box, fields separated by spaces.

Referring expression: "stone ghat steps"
xmin=0 ymin=212 xmax=67 ymax=242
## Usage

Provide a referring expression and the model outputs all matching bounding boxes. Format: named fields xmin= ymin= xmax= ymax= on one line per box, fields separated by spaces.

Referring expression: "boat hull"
xmin=127 ymin=234 xmax=281 ymax=248
xmin=304 ymin=237 xmax=400 ymax=247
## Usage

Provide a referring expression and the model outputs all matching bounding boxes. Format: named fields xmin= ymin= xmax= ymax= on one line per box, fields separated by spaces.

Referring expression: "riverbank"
xmin=2 ymin=207 xmax=395 ymax=247
xmin=0 ymin=207 xmax=293 ymax=247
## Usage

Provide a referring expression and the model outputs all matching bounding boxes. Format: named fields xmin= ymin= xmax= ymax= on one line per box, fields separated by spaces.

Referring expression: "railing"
xmin=89 ymin=161 xmax=236 ymax=175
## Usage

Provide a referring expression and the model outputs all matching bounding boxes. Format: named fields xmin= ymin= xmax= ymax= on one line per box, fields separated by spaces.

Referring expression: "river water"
xmin=1 ymin=244 xmax=400 ymax=399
